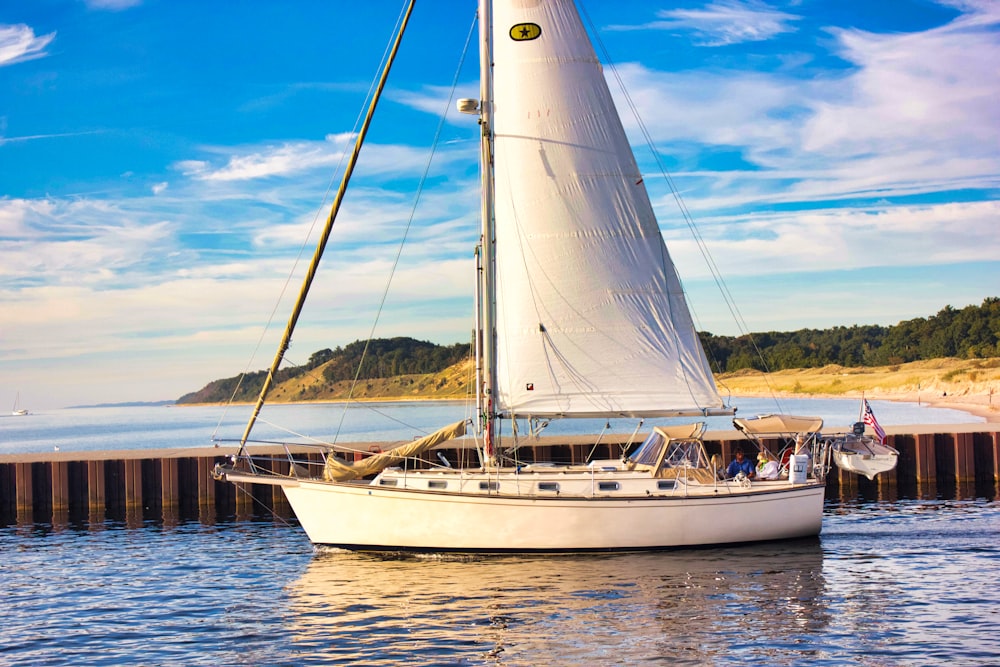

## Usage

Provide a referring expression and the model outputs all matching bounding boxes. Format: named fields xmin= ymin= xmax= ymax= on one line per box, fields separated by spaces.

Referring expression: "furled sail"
xmin=490 ymin=0 xmax=726 ymax=418
xmin=323 ymin=420 xmax=467 ymax=482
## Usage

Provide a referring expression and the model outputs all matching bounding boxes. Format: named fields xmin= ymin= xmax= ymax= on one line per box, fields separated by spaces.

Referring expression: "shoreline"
xmin=871 ymin=392 xmax=999 ymax=423
xmin=177 ymin=391 xmax=999 ymax=423
xmin=720 ymin=390 xmax=999 ymax=423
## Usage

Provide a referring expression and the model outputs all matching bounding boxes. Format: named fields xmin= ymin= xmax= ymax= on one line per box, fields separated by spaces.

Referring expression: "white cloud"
xmin=197 ymin=135 xmax=352 ymax=182
xmin=802 ymin=13 xmax=1000 ymax=161
xmin=612 ymin=2 xmax=1000 ymax=211
xmin=4 ymin=2 xmax=999 ymax=409
xmin=606 ymin=1 xmax=800 ymax=46
xmin=667 ymin=200 xmax=1000 ymax=280
xmin=84 ymin=0 xmax=142 ymax=10
xmin=178 ymin=133 xmax=457 ymax=184
xmin=0 ymin=24 xmax=55 ymax=67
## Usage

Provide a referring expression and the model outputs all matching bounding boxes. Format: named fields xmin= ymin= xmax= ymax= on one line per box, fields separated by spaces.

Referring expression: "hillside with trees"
xmin=177 ymin=337 xmax=471 ymax=404
xmin=178 ymin=298 xmax=999 ymax=404
xmin=700 ymin=297 xmax=999 ymax=372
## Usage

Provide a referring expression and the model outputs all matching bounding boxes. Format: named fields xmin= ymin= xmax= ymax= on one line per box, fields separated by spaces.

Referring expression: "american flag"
xmin=863 ymin=399 xmax=886 ymax=444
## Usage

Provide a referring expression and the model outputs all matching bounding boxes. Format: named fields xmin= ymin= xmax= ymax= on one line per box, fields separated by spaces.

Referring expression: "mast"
xmin=478 ymin=0 xmax=498 ymax=464
xmin=237 ymin=0 xmax=416 ymax=451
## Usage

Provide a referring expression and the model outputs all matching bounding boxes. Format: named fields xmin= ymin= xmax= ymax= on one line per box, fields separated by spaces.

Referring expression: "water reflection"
xmin=285 ymin=541 xmax=828 ymax=665
xmin=2 ymin=501 xmax=996 ymax=666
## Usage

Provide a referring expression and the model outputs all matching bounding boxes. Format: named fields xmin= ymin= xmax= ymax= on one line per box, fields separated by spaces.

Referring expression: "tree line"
xmin=314 ymin=338 xmax=470 ymax=383
xmin=177 ymin=337 xmax=470 ymax=404
xmin=701 ymin=297 xmax=999 ymax=372
xmin=178 ymin=298 xmax=998 ymax=402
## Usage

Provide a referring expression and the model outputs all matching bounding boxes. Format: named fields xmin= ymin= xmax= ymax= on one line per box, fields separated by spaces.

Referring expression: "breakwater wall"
xmin=1 ymin=424 xmax=997 ymax=526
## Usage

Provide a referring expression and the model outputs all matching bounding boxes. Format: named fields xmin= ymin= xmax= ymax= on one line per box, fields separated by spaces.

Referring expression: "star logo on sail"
xmin=510 ymin=23 xmax=541 ymax=41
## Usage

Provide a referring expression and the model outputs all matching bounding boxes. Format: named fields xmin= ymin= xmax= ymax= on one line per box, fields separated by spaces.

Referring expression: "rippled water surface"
xmin=3 ymin=498 xmax=998 ymax=666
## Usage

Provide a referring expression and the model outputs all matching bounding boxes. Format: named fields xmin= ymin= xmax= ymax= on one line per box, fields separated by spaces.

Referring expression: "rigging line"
xmin=238 ymin=0 xmax=417 ymax=452
xmin=250 ymin=414 xmax=417 ymax=457
xmin=210 ymin=6 xmax=412 ymax=441
xmin=233 ymin=483 xmax=296 ymax=529
xmin=330 ymin=12 xmax=480 ymax=444
xmin=580 ymin=7 xmax=728 ymax=312
xmin=581 ymin=4 xmax=784 ymax=411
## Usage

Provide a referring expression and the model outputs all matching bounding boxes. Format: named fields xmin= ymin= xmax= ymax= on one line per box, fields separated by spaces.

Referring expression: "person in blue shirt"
xmin=726 ymin=446 xmax=755 ymax=479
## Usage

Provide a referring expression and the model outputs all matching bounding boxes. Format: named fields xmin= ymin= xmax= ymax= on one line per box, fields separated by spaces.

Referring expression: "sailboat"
xmin=214 ymin=0 xmax=832 ymax=553
xmin=12 ymin=392 xmax=28 ymax=416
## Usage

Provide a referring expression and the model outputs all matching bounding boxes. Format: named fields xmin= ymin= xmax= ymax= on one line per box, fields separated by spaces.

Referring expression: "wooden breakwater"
xmin=1 ymin=424 xmax=998 ymax=526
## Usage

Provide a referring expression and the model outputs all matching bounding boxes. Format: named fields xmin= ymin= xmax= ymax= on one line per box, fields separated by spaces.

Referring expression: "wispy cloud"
xmin=614 ymin=3 xmax=1000 ymax=210
xmin=803 ymin=12 xmax=1000 ymax=160
xmin=668 ymin=200 xmax=1000 ymax=280
xmin=606 ymin=1 xmax=800 ymax=46
xmin=0 ymin=130 xmax=101 ymax=146
xmin=2 ymin=1 xmax=997 ymax=408
xmin=84 ymin=0 xmax=142 ymax=10
xmin=0 ymin=24 xmax=55 ymax=67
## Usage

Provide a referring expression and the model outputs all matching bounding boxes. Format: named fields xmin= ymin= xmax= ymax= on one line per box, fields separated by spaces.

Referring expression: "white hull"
xmin=832 ymin=436 xmax=899 ymax=480
xmin=229 ymin=471 xmax=825 ymax=553
xmin=833 ymin=450 xmax=898 ymax=481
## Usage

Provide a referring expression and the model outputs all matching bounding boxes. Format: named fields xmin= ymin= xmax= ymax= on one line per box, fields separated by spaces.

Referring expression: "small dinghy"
xmin=832 ymin=421 xmax=899 ymax=481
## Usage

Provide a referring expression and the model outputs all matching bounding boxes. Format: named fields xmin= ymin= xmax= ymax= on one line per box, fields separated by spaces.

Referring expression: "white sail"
xmin=490 ymin=0 xmax=725 ymax=418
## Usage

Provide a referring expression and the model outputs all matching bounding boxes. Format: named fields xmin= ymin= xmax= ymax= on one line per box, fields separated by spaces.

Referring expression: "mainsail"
xmin=490 ymin=0 xmax=726 ymax=418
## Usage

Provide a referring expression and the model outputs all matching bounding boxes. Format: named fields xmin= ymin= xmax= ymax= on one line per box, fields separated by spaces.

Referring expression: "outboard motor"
xmin=852 ymin=421 xmax=865 ymax=437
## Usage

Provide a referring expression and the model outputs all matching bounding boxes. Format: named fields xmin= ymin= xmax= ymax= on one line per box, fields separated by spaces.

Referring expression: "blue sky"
xmin=2 ymin=0 xmax=998 ymax=410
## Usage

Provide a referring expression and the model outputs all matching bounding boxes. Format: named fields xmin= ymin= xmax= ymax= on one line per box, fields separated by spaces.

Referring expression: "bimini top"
xmin=733 ymin=414 xmax=823 ymax=435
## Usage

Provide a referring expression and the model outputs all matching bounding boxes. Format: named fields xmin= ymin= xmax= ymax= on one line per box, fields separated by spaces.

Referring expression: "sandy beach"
xmin=717 ymin=357 xmax=1000 ymax=424
xmin=874 ymin=391 xmax=999 ymax=423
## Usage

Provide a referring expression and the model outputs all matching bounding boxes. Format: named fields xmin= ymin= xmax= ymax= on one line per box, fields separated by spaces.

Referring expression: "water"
xmin=1 ymin=406 xmax=998 ymax=665
xmin=0 ymin=396 xmax=982 ymax=455
xmin=1 ymin=498 xmax=998 ymax=666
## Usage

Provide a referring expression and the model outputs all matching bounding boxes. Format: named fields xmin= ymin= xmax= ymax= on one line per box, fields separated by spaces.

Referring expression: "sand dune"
xmin=716 ymin=357 xmax=1000 ymax=423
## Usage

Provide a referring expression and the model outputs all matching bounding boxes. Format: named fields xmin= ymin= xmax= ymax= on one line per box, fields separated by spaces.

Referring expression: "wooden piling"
xmin=989 ymin=430 xmax=1000 ymax=483
xmin=124 ymin=459 xmax=142 ymax=510
xmin=953 ymin=432 xmax=975 ymax=484
xmin=914 ymin=433 xmax=937 ymax=484
xmin=51 ymin=461 xmax=69 ymax=513
xmin=15 ymin=462 xmax=33 ymax=522
xmin=87 ymin=460 xmax=105 ymax=513
xmin=197 ymin=457 xmax=216 ymax=507
xmin=271 ymin=459 xmax=291 ymax=513
xmin=161 ymin=458 xmax=179 ymax=508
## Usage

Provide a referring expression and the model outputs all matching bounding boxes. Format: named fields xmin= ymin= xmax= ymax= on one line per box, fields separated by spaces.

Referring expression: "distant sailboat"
xmin=214 ymin=0 xmax=836 ymax=553
xmin=12 ymin=392 xmax=28 ymax=416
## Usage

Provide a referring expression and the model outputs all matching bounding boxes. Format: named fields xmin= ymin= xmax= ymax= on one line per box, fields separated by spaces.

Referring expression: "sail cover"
xmin=323 ymin=420 xmax=467 ymax=481
xmin=490 ymin=0 xmax=726 ymax=418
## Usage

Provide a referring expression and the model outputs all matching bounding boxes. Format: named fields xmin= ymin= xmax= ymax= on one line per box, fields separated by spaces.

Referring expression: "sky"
xmin=1 ymin=0 xmax=998 ymax=410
